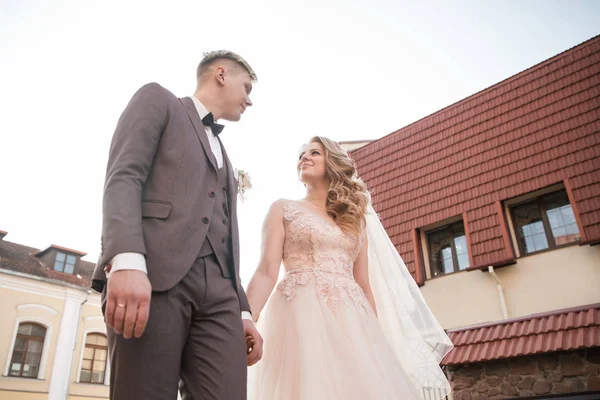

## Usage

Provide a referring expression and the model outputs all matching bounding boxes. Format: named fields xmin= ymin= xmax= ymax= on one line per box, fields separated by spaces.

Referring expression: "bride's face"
xmin=298 ymin=142 xmax=327 ymax=184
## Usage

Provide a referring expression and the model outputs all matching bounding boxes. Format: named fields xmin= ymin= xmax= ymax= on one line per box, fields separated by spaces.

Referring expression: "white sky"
xmin=1 ymin=0 xmax=599 ymax=287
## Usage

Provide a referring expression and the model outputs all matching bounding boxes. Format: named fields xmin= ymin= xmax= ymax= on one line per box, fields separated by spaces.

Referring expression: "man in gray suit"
xmin=91 ymin=50 xmax=262 ymax=400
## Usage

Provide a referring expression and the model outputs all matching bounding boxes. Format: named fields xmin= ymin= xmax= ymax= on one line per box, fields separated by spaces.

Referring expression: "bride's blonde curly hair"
xmin=305 ymin=136 xmax=371 ymax=238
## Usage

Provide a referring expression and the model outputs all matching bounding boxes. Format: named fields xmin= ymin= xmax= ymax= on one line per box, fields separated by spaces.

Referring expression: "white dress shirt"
xmin=190 ymin=96 xmax=223 ymax=169
xmin=108 ymin=96 xmax=251 ymax=321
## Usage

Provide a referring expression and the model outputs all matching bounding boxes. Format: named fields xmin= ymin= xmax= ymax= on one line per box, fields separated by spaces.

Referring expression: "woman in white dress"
xmin=245 ymin=136 xmax=453 ymax=400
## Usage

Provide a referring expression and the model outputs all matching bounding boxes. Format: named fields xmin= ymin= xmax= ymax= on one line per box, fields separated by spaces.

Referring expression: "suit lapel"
xmin=180 ymin=97 xmax=218 ymax=172
xmin=220 ymin=139 xmax=240 ymax=272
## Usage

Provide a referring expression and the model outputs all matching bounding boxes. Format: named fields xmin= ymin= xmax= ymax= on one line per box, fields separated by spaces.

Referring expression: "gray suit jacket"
xmin=92 ymin=82 xmax=250 ymax=313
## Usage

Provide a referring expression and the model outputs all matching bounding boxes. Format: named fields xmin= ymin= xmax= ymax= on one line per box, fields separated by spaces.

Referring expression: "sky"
xmin=1 ymin=0 xmax=599 ymax=287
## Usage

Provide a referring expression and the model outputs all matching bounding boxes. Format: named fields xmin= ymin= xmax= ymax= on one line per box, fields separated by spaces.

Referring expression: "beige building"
xmin=351 ymin=36 xmax=600 ymax=399
xmin=0 ymin=231 xmax=109 ymax=400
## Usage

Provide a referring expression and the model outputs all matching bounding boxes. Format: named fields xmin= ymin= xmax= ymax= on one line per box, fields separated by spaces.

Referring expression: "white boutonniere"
xmin=235 ymin=169 xmax=252 ymax=202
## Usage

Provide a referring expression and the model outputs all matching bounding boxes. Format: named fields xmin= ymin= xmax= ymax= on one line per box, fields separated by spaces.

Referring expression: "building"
xmin=351 ymin=35 xmax=600 ymax=399
xmin=0 ymin=231 xmax=109 ymax=400
xmin=339 ymin=139 xmax=373 ymax=152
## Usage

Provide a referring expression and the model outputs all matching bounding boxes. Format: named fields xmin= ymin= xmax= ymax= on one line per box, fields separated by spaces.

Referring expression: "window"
xmin=9 ymin=323 xmax=46 ymax=378
xmin=79 ymin=333 xmax=108 ymax=384
xmin=510 ymin=190 xmax=580 ymax=256
xmin=426 ymin=221 xmax=470 ymax=277
xmin=53 ymin=252 xmax=76 ymax=274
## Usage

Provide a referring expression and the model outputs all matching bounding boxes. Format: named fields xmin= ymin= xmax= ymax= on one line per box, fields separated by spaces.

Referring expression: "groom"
xmin=91 ymin=50 xmax=263 ymax=400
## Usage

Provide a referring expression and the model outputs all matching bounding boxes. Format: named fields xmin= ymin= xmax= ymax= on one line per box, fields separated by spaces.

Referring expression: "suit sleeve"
xmin=99 ymin=83 xmax=169 ymax=267
xmin=238 ymin=283 xmax=251 ymax=314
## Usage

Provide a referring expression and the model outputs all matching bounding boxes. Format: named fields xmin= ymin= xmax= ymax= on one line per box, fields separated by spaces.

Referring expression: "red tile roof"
xmin=442 ymin=303 xmax=600 ymax=366
xmin=0 ymin=237 xmax=95 ymax=288
xmin=351 ymin=35 xmax=600 ymax=283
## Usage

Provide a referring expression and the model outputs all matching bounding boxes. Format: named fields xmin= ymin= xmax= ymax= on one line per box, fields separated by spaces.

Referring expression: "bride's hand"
xmin=243 ymin=319 xmax=263 ymax=366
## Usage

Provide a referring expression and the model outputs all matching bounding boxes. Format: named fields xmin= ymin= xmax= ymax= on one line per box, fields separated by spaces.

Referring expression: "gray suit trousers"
xmin=102 ymin=254 xmax=247 ymax=400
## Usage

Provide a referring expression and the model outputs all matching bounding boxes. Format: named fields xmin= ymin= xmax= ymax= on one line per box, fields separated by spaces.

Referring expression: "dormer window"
xmin=53 ymin=252 xmax=77 ymax=274
xmin=34 ymin=244 xmax=86 ymax=275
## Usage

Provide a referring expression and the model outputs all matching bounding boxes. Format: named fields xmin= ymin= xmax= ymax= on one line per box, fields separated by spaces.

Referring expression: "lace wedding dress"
xmin=247 ymin=199 xmax=442 ymax=399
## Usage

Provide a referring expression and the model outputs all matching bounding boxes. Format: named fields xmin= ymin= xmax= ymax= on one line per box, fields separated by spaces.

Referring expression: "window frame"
xmin=53 ymin=251 xmax=77 ymax=274
xmin=509 ymin=189 xmax=580 ymax=257
xmin=7 ymin=322 xmax=47 ymax=379
xmin=78 ymin=333 xmax=108 ymax=385
xmin=425 ymin=219 xmax=471 ymax=278
xmin=76 ymin=329 xmax=110 ymax=386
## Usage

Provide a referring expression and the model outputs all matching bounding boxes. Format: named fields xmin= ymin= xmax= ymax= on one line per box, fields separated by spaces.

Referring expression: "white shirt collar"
xmin=189 ymin=94 xmax=224 ymax=169
xmin=190 ymin=95 xmax=210 ymax=120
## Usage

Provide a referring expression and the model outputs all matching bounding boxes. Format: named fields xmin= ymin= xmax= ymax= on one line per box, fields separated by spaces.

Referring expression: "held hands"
xmin=105 ymin=270 xmax=152 ymax=339
xmin=106 ymin=268 xmax=262 ymax=365
xmin=243 ymin=319 xmax=263 ymax=366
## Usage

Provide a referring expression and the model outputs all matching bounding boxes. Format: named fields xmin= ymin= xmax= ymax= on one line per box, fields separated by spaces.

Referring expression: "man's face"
xmin=219 ymin=66 xmax=253 ymax=122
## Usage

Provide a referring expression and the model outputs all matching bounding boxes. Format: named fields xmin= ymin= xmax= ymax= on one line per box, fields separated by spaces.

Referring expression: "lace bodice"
xmin=276 ymin=199 xmax=370 ymax=311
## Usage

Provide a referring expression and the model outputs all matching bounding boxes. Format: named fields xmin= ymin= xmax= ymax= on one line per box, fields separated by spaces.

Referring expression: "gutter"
xmin=488 ymin=266 xmax=509 ymax=319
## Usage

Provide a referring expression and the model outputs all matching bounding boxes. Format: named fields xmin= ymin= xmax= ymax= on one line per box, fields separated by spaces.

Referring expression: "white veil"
xmin=365 ymin=204 xmax=453 ymax=400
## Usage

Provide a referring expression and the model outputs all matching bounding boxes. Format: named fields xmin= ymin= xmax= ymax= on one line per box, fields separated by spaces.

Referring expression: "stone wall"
xmin=447 ymin=348 xmax=600 ymax=399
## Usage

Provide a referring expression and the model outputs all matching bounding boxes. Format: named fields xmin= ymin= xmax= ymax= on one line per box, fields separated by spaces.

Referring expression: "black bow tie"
xmin=201 ymin=112 xmax=224 ymax=136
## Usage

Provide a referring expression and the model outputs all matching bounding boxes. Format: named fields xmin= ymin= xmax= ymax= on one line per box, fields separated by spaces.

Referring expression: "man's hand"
xmin=243 ymin=319 xmax=263 ymax=366
xmin=105 ymin=270 xmax=152 ymax=339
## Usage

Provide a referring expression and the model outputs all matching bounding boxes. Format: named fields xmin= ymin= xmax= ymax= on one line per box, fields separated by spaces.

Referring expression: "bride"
xmin=245 ymin=136 xmax=453 ymax=399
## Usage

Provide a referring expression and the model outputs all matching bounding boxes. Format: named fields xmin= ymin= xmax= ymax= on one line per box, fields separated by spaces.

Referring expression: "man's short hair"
xmin=196 ymin=50 xmax=257 ymax=82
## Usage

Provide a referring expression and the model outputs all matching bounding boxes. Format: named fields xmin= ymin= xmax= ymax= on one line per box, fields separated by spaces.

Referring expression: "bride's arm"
xmin=353 ymin=230 xmax=378 ymax=317
xmin=246 ymin=200 xmax=285 ymax=322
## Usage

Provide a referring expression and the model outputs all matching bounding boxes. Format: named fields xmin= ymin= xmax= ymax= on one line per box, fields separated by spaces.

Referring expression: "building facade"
xmin=0 ymin=231 xmax=109 ymax=400
xmin=351 ymin=36 xmax=600 ymax=399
